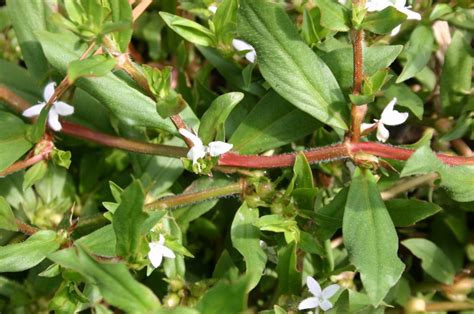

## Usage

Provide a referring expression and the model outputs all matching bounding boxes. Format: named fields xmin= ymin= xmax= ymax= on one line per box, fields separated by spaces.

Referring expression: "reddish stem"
xmin=0 ymin=141 xmax=54 ymax=177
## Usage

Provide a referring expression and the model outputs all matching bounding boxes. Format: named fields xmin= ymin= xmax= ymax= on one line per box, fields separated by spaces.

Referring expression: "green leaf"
xmin=401 ymin=146 xmax=474 ymax=202
xmin=159 ymin=12 xmax=216 ymax=46
xmin=0 ymin=230 xmax=60 ymax=272
xmin=397 ymin=25 xmax=434 ymax=83
xmin=196 ymin=277 xmax=248 ymax=314
xmin=0 ymin=112 xmax=33 ymax=172
xmin=402 ymin=238 xmax=455 ymax=284
xmin=37 ymin=31 xmax=198 ymax=133
xmin=23 ymin=160 xmax=48 ymax=191
xmin=51 ymin=149 xmax=72 ymax=169
xmin=386 ymin=199 xmax=442 ymax=227
xmin=108 ymin=0 xmax=133 ymax=52
xmin=440 ymin=31 xmax=472 ymax=116
xmin=231 ymin=202 xmax=267 ymax=291
xmin=229 ymin=90 xmax=321 ymax=154
xmin=314 ymin=187 xmax=348 ymax=241
xmin=343 ymin=168 xmax=404 ymax=306
xmin=361 ymin=6 xmax=406 ymax=35
xmin=320 ymin=45 xmax=403 ymax=94
xmin=213 ymin=0 xmax=238 ymax=45
xmin=113 ymin=180 xmax=147 ymax=261
xmin=0 ymin=196 xmax=17 ymax=231
xmin=68 ymin=55 xmax=117 ymax=83
xmin=275 ymin=242 xmax=301 ymax=296
xmin=6 ymin=0 xmax=49 ymax=81
xmin=315 ymin=0 xmax=351 ymax=32
xmin=237 ymin=0 xmax=348 ymax=130
xmin=75 ymin=225 xmax=116 ymax=257
xmin=48 ymin=246 xmax=159 ymax=313
xmin=198 ymin=92 xmax=244 ymax=144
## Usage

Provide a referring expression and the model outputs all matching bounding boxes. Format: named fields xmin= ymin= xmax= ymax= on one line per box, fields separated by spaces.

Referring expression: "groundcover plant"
xmin=0 ymin=0 xmax=472 ymax=312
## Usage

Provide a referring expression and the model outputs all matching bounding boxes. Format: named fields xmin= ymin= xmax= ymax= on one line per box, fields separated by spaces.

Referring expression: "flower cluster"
xmin=179 ymin=128 xmax=233 ymax=165
xmin=22 ymin=82 xmax=74 ymax=131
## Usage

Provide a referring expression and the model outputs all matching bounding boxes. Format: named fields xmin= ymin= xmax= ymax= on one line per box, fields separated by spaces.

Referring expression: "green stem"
xmin=144 ymin=180 xmax=245 ymax=210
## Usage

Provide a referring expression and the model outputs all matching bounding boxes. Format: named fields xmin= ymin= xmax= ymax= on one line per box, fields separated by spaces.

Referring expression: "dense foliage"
xmin=0 ymin=0 xmax=473 ymax=313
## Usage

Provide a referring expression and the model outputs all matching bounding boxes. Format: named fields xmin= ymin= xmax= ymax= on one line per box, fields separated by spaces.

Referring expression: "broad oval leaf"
xmin=343 ymin=168 xmax=405 ymax=306
xmin=0 ymin=230 xmax=60 ymax=272
xmin=160 ymin=12 xmax=216 ymax=47
xmin=237 ymin=0 xmax=348 ymax=130
xmin=402 ymin=238 xmax=455 ymax=284
xmin=0 ymin=112 xmax=33 ymax=172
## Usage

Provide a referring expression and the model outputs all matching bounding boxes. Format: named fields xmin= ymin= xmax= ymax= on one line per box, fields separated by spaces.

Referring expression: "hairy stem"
xmin=15 ymin=219 xmax=38 ymax=235
xmin=144 ymin=180 xmax=245 ymax=210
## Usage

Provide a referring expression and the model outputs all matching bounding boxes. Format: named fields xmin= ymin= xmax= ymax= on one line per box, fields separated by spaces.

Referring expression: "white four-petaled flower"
xmin=179 ymin=128 xmax=233 ymax=165
xmin=148 ymin=234 xmax=176 ymax=268
xmin=361 ymin=97 xmax=409 ymax=142
xmin=232 ymin=39 xmax=257 ymax=63
xmin=22 ymin=82 xmax=74 ymax=131
xmin=365 ymin=0 xmax=421 ymax=36
xmin=299 ymin=277 xmax=340 ymax=313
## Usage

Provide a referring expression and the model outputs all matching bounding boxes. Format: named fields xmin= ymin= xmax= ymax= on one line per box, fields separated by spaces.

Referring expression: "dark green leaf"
xmin=440 ymin=31 xmax=472 ymax=116
xmin=49 ymin=246 xmax=159 ymax=313
xmin=213 ymin=0 xmax=238 ymax=44
xmin=198 ymin=92 xmax=244 ymax=143
xmin=275 ymin=242 xmax=301 ymax=296
xmin=397 ymin=25 xmax=434 ymax=83
xmin=402 ymin=238 xmax=455 ymax=284
xmin=343 ymin=168 xmax=404 ymax=306
xmin=0 ymin=196 xmax=17 ymax=231
xmin=6 ymin=0 xmax=49 ymax=81
xmin=196 ymin=277 xmax=248 ymax=314
xmin=231 ymin=202 xmax=267 ymax=291
xmin=386 ymin=199 xmax=442 ymax=227
xmin=159 ymin=12 xmax=216 ymax=46
xmin=0 ymin=112 xmax=33 ymax=172
xmin=237 ymin=0 xmax=348 ymax=130
xmin=68 ymin=55 xmax=117 ymax=83
xmin=361 ymin=6 xmax=406 ymax=35
xmin=113 ymin=180 xmax=147 ymax=260
xmin=229 ymin=90 xmax=320 ymax=154
xmin=384 ymin=83 xmax=423 ymax=119
xmin=0 ymin=230 xmax=60 ymax=272
xmin=75 ymin=225 xmax=116 ymax=257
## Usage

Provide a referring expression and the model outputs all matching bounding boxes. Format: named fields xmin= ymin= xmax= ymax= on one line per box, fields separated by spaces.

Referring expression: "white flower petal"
xmin=361 ymin=122 xmax=377 ymax=133
xmin=376 ymin=123 xmax=390 ymax=142
xmin=394 ymin=0 xmax=407 ymax=7
xmin=158 ymin=234 xmax=165 ymax=245
xmin=48 ymin=110 xmax=62 ymax=131
xmin=365 ymin=0 xmax=389 ymax=12
xmin=54 ymin=101 xmax=74 ymax=116
xmin=148 ymin=245 xmax=164 ymax=268
xmin=232 ymin=39 xmax=256 ymax=63
xmin=179 ymin=128 xmax=203 ymax=147
xmin=22 ymin=103 xmax=46 ymax=117
xmin=380 ymin=98 xmax=409 ymax=126
xmin=298 ymin=297 xmax=320 ymax=310
xmin=390 ymin=25 xmax=402 ymax=36
xmin=43 ymin=82 xmax=56 ymax=102
xmin=208 ymin=5 xmax=217 ymax=14
xmin=188 ymin=145 xmax=207 ymax=165
xmin=160 ymin=246 xmax=176 ymax=259
xmin=320 ymin=299 xmax=333 ymax=311
xmin=208 ymin=141 xmax=233 ymax=157
xmin=322 ymin=284 xmax=340 ymax=299
xmin=307 ymin=276 xmax=322 ymax=297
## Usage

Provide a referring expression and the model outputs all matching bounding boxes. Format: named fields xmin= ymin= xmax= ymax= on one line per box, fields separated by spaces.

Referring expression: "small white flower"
xmin=179 ymin=128 xmax=233 ymax=165
xmin=361 ymin=97 xmax=408 ymax=142
xmin=232 ymin=39 xmax=256 ymax=63
xmin=299 ymin=277 xmax=340 ymax=313
xmin=148 ymin=234 xmax=176 ymax=268
xmin=365 ymin=0 xmax=421 ymax=36
xmin=22 ymin=82 xmax=74 ymax=131
xmin=208 ymin=5 xmax=218 ymax=14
